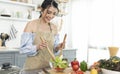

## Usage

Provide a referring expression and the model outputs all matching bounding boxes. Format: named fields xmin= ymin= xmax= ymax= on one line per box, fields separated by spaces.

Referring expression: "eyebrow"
xmin=47 ymin=9 xmax=57 ymax=14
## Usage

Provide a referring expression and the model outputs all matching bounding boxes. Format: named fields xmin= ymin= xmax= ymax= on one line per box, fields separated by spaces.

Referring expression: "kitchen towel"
xmin=8 ymin=25 xmax=18 ymax=40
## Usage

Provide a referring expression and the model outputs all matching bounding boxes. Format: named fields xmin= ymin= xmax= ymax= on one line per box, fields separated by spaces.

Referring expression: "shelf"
xmin=0 ymin=0 xmax=36 ymax=8
xmin=0 ymin=16 xmax=31 ymax=22
xmin=56 ymin=0 xmax=69 ymax=3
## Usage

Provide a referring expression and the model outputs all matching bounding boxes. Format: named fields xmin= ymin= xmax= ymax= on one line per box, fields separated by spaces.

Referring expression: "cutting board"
xmin=48 ymin=68 xmax=72 ymax=74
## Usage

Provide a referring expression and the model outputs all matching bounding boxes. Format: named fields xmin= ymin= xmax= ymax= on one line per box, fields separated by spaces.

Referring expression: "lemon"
xmin=90 ymin=68 xmax=98 ymax=74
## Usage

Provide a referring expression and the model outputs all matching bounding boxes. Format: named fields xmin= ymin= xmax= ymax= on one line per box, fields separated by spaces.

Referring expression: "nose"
xmin=49 ymin=14 xmax=55 ymax=19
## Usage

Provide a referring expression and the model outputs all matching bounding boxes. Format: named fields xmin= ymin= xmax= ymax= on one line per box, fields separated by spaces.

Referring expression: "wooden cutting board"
xmin=48 ymin=68 xmax=72 ymax=74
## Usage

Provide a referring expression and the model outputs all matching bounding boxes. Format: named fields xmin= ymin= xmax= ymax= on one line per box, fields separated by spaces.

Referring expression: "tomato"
xmin=72 ymin=64 xmax=79 ymax=71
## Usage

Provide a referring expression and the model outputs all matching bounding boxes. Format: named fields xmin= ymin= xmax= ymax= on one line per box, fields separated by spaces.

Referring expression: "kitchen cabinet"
xmin=0 ymin=52 xmax=15 ymax=65
xmin=15 ymin=52 xmax=27 ymax=68
xmin=0 ymin=50 xmax=27 ymax=69
xmin=63 ymin=49 xmax=77 ymax=63
xmin=0 ymin=49 xmax=76 ymax=69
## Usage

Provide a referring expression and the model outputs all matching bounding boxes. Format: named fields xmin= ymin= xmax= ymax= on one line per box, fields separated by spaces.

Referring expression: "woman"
xmin=20 ymin=0 xmax=65 ymax=74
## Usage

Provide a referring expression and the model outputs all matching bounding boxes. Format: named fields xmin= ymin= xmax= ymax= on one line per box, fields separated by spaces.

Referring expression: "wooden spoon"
xmin=59 ymin=34 xmax=67 ymax=57
xmin=40 ymin=36 xmax=55 ymax=60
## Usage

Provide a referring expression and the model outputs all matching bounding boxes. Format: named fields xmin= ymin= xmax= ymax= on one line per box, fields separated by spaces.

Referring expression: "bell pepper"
xmin=80 ymin=60 xmax=87 ymax=72
xmin=71 ymin=58 xmax=80 ymax=71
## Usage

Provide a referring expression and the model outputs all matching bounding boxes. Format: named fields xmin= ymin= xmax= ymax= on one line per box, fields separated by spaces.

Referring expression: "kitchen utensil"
xmin=40 ymin=36 xmax=55 ymax=60
xmin=59 ymin=34 xmax=67 ymax=57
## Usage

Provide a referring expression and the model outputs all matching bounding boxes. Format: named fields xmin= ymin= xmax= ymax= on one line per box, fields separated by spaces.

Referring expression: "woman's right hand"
xmin=36 ymin=41 xmax=47 ymax=50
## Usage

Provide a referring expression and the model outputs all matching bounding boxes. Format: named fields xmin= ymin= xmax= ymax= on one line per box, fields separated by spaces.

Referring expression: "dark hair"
xmin=39 ymin=0 xmax=59 ymax=17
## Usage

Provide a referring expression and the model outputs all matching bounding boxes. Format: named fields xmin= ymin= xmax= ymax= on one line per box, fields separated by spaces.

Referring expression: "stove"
xmin=0 ymin=66 xmax=20 ymax=74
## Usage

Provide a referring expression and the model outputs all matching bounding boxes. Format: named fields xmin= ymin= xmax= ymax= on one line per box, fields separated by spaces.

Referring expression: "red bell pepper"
xmin=71 ymin=58 xmax=80 ymax=71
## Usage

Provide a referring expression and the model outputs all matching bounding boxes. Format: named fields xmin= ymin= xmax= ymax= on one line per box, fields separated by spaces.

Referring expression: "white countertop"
xmin=0 ymin=47 xmax=19 ymax=52
xmin=0 ymin=47 xmax=77 ymax=53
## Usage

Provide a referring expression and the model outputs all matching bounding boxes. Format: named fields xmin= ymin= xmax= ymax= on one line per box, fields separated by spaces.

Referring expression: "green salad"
xmin=50 ymin=56 xmax=68 ymax=68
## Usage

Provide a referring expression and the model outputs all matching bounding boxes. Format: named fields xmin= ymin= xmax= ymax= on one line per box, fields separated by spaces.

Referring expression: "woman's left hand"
xmin=58 ymin=41 xmax=65 ymax=50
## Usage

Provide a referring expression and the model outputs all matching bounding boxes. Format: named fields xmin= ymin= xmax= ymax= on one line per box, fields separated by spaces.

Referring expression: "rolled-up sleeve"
xmin=20 ymin=32 xmax=37 ymax=56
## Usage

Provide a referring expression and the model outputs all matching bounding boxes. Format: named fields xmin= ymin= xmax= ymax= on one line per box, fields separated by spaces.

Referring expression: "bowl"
xmin=54 ymin=67 xmax=65 ymax=72
xmin=102 ymin=69 xmax=120 ymax=74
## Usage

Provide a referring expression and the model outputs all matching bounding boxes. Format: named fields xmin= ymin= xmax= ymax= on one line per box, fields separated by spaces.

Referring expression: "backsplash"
xmin=0 ymin=19 xmax=27 ymax=48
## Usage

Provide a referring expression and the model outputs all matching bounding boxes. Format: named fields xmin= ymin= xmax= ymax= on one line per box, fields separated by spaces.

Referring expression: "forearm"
xmin=20 ymin=32 xmax=38 ymax=56
xmin=20 ymin=44 xmax=38 ymax=56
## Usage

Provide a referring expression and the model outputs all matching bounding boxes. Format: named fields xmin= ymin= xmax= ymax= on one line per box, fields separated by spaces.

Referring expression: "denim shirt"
xmin=20 ymin=32 xmax=60 ymax=56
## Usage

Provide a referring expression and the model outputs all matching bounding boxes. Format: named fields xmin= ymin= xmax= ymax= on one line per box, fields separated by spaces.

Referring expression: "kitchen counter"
xmin=48 ymin=68 xmax=72 ymax=74
xmin=45 ymin=68 xmax=90 ymax=74
xmin=0 ymin=48 xmax=77 ymax=69
xmin=0 ymin=47 xmax=26 ymax=68
xmin=0 ymin=47 xmax=19 ymax=53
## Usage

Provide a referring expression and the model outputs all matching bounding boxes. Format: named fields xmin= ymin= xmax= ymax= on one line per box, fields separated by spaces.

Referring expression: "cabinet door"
xmin=15 ymin=53 xmax=27 ymax=68
xmin=0 ymin=53 xmax=15 ymax=66
xmin=63 ymin=49 xmax=77 ymax=63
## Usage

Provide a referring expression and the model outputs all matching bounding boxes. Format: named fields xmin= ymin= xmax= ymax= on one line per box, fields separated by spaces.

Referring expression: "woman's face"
xmin=41 ymin=6 xmax=58 ymax=23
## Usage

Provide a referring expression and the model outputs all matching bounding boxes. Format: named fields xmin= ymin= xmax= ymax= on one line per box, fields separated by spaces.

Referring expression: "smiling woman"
xmin=19 ymin=0 xmax=66 ymax=74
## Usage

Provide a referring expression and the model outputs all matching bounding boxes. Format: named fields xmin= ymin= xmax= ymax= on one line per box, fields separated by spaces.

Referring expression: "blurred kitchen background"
xmin=0 ymin=0 xmax=120 ymax=69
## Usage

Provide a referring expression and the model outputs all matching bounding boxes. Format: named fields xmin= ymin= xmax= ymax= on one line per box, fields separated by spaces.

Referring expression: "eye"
xmin=47 ymin=10 xmax=51 ymax=14
xmin=47 ymin=10 xmax=57 ymax=16
xmin=54 ymin=12 xmax=58 ymax=16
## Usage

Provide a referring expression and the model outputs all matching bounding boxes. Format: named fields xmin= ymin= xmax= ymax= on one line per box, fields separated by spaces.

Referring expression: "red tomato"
xmin=72 ymin=65 xmax=79 ymax=71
